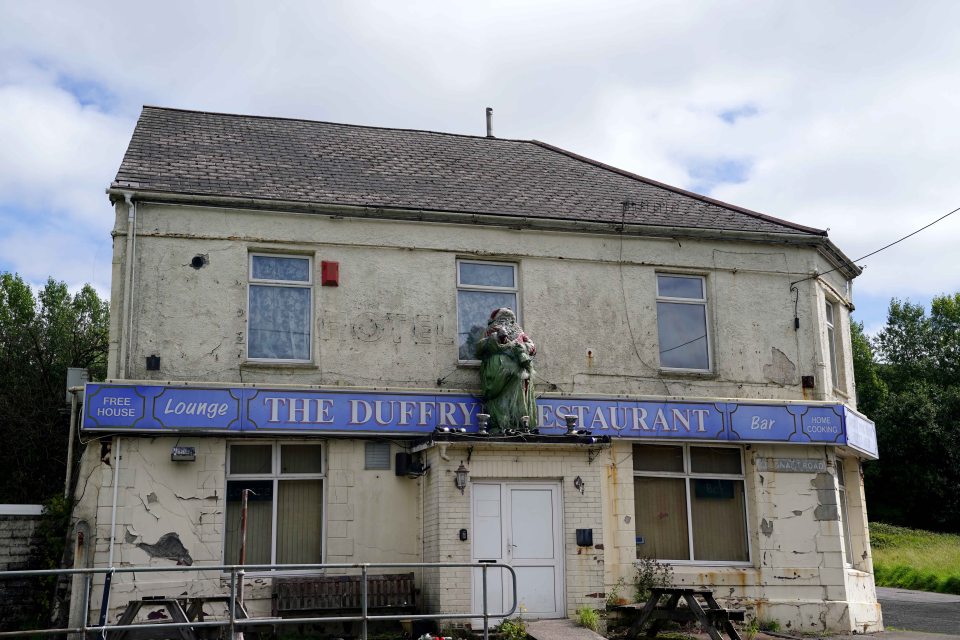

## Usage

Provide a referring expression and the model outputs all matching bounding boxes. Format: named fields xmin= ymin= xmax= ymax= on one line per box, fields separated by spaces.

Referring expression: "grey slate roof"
xmin=113 ymin=106 xmax=826 ymax=237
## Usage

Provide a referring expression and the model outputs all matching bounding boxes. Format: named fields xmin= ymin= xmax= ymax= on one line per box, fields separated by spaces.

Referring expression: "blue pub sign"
xmin=82 ymin=382 xmax=878 ymax=459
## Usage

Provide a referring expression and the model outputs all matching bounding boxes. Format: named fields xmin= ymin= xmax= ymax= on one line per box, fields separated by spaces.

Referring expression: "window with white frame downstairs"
xmin=224 ymin=442 xmax=324 ymax=566
xmin=837 ymin=459 xmax=854 ymax=566
xmin=456 ymin=260 xmax=519 ymax=362
xmin=248 ymin=253 xmax=313 ymax=362
xmin=633 ymin=444 xmax=749 ymax=563
xmin=656 ymin=274 xmax=711 ymax=371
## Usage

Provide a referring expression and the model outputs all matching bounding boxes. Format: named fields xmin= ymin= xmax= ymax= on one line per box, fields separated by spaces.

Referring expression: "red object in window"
xmin=321 ymin=261 xmax=339 ymax=286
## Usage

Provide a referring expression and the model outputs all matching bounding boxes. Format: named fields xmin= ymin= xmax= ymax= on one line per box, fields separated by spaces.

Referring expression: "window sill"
xmin=658 ymin=368 xmax=719 ymax=380
xmin=241 ymin=361 xmax=319 ymax=370
xmin=634 ymin=559 xmax=752 ymax=568
xmin=457 ymin=360 xmax=480 ymax=369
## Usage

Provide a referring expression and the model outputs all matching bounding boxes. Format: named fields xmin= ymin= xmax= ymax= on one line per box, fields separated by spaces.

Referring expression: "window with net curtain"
xmin=633 ymin=444 xmax=749 ymax=562
xmin=224 ymin=443 xmax=324 ymax=566
xmin=457 ymin=260 xmax=518 ymax=361
xmin=248 ymin=254 xmax=312 ymax=361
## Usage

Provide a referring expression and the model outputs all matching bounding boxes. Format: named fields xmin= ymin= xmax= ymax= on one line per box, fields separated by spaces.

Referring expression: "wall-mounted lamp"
xmin=454 ymin=462 xmax=469 ymax=495
xmin=564 ymin=414 xmax=578 ymax=434
xmin=573 ymin=475 xmax=585 ymax=495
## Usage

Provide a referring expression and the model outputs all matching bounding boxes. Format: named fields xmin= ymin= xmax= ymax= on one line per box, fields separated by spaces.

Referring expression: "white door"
xmin=471 ymin=482 xmax=564 ymax=622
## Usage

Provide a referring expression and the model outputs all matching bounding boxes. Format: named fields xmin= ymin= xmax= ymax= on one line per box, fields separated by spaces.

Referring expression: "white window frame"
xmin=825 ymin=298 xmax=843 ymax=392
xmin=247 ymin=252 xmax=314 ymax=363
xmin=655 ymin=273 xmax=713 ymax=373
xmin=456 ymin=259 xmax=520 ymax=364
xmin=837 ymin=458 xmax=854 ymax=567
xmin=633 ymin=443 xmax=751 ymax=566
xmin=223 ymin=441 xmax=326 ymax=571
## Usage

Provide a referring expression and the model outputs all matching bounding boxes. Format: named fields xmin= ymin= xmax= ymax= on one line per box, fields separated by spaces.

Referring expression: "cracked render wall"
xmin=78 ymin=436 xmax=420 ymax=621
xmin=604 ymin=438 xmax=880 ymax=634
xmin=71 ymin=199 xmax=877 ymax=631
xmin=107 ymin=201 xmax=855 ymax=404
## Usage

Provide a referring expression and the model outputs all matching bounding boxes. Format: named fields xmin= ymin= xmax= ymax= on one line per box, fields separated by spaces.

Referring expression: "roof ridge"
xmin=141 ymin=105 xmax=531 ymax=144
xmin=528 ymin=139 xmax=827 ymax=236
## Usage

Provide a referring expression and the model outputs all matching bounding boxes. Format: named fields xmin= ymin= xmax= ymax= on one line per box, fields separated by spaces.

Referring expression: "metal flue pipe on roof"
xmin=486 ymin=107 xmax=493 ymax=138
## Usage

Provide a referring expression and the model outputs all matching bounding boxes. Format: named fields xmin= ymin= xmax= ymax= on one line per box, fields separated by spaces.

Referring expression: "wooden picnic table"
xmin=622 ymin=587 xmax=744 ymax=640
xmin=111 ymin=594 xmax=252 ymax=640
xmin=111 ymin=597 xmax=196 ymax=640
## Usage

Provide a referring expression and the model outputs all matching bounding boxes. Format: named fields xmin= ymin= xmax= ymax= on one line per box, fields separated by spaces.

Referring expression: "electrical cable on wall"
xmin=617 ymin=199 xmax=672 ymax=396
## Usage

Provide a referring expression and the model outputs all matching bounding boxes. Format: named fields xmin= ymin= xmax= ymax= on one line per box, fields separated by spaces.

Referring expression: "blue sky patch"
xmin=55 ymin=73 xmax=118 ymax=111
xmin=685 ymin=157 xmax=752 ymax=195
xmin=718 ymin=104 xmax=759 ymax=124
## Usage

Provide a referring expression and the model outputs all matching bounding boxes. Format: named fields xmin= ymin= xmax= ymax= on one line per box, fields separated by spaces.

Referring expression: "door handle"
xmin=478 ymin=559 xmax=497 ymax=563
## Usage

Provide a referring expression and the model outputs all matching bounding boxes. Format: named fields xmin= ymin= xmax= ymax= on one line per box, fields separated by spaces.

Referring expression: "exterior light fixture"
xmin=574 ymin=475 xmax=585 ymax=495
xmin=454 ymin=462 xmax=469 ymax=495
xmin=171 ymin=446 xmax=196 ymax=462
xmin=564 ymin=414 xmax=578 ymax=434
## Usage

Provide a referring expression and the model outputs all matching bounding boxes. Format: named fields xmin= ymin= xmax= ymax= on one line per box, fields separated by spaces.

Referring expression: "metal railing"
xmin=0 ymin=561 xmax=518 ymax=640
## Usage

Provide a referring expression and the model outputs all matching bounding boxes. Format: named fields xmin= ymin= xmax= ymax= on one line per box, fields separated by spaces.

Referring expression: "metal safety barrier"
xmin=0 ymin=561 xmax=518 ymax=640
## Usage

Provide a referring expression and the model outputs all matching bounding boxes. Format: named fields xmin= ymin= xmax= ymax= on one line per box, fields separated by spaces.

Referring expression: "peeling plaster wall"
xmin=605 ymin=442 xmax=881 ymax=634
xmin=78 ymin=199 xmax=878 ymax=631
xmin=110 ymin=201 xmax=854 ymax=402
xmin=84 ymin=437 xmax=226 ymax=621
xmin=80 ymin=437 xmax=422 ymax=621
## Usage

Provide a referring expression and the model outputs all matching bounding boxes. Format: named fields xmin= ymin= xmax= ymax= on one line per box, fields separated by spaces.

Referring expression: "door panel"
xmin=471 ymin=482 xmax=563 ymax=622
xmin=473 ymin=483 xmax=503 ymax=560
xmin=514 ymin=566 xmax=557 ymax=615
xmin=510 ymin=489 xmax=554 ymax=559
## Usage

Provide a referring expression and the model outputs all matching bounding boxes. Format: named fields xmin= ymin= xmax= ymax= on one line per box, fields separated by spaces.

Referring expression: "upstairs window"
xmin=248 ymin=254 xmax=312 ymax=361
xmin=656 ymin=274 xmax=711 ymax=371
xmin=456 ymin=260 xmax=518 ymax=361
xmin=825 ymin=300 xmax=842 ymax=390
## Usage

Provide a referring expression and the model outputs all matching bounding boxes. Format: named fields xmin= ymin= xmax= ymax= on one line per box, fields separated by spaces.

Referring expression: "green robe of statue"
xmin=475 ymin=308 xmax=538 ymax=433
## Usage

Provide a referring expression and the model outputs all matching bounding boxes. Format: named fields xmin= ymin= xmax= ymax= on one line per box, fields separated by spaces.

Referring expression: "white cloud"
xmin=1 ymin=0 xmax=959 ymax=324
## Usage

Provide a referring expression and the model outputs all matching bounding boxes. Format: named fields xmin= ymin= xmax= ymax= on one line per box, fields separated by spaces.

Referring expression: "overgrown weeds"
xmin=634 ymin=556 xmax=674 ymax=602
xmin=870 ymin=522 xmax=960 ymax=595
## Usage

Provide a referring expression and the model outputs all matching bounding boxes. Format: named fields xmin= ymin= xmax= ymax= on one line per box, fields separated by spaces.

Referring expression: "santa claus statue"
xmin=475 ymin=308 xmax=538 ymax=433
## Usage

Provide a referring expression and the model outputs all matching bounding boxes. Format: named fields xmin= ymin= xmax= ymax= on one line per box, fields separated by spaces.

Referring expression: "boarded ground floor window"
xmin=225 ymin=442 xmax=324 ymax=566
xmin=633 ymin=444 xmax=749 ymax=563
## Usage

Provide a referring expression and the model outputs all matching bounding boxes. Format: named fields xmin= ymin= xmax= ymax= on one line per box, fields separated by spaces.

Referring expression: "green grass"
xmin=870 ymin=522 xmax=960 ymax=594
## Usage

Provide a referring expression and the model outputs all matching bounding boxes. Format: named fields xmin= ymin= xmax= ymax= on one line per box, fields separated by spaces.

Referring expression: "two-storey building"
xmin=71 ymin=106 xmax=881 ymax=633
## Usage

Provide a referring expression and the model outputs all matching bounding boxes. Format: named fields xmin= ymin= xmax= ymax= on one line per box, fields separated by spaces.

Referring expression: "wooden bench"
xmin=272 ymin=573 xmax=417 ymax=616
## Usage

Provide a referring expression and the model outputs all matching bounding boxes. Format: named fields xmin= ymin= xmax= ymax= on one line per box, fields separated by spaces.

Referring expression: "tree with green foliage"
xmin=855 ymin=296 xmax=960 ymax=533
xmin=0 ymin=273 xmax=109 ymax=504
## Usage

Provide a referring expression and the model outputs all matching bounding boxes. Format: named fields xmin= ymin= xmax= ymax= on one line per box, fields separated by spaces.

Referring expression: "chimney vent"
xmin=485 ymin=107 xmax=494 ymax=138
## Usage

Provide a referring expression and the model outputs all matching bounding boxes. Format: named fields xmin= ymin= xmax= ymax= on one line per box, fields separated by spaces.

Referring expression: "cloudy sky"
xmin=1 ymin=1 xmax=958 ymax=333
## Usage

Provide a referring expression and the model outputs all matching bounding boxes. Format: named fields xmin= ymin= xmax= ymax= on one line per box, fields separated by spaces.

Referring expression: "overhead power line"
xmin=791 ymin=203 xmax=960 ymax=287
